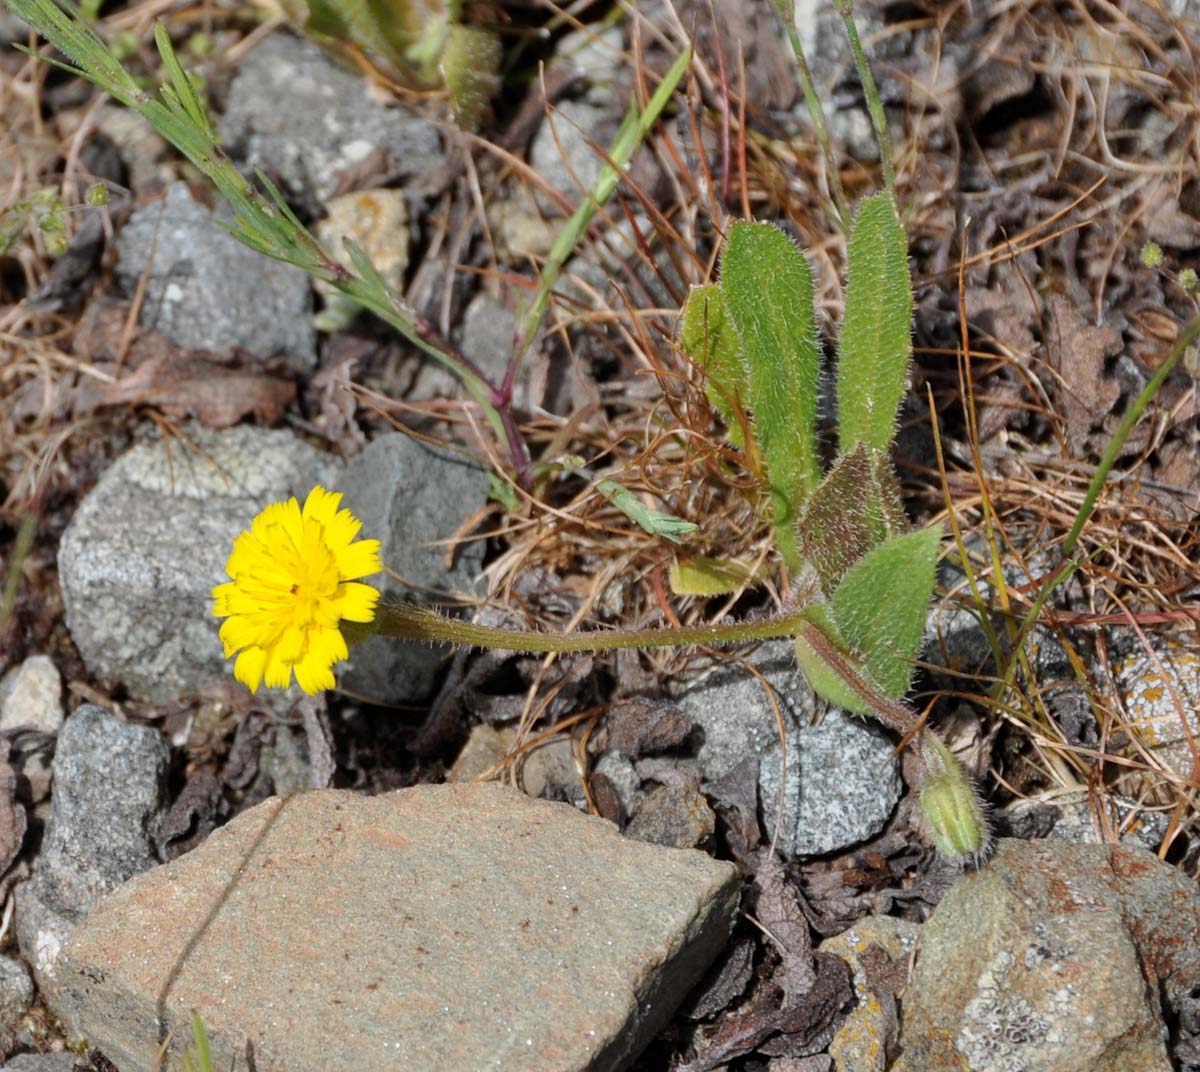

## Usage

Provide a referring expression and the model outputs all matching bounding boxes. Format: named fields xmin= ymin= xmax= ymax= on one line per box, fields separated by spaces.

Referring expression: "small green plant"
xmin=179 ymin=1014 xmax=214 ymax=1072
xmin=276 ymin=0 xmax=501 ymax=130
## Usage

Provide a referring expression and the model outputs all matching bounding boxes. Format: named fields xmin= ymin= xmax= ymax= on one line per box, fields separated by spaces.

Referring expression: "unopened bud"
xmin=1140 ymin=241 xmax=1164 ymax=269
xmin=918 ymin=735 xmax=988 ymax=865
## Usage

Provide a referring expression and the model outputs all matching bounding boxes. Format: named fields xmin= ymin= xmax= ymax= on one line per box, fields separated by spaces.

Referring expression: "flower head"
xmin=212 ymin=486 xmax=381 ymax=694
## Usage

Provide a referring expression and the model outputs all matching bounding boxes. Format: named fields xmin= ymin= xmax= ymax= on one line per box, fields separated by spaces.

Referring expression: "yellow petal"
xmin=234 ymin=646 xmax=268 ymax=692
xmin=263 ymin=642 xmax=293 ymax=690
xmin=293 ymin=648 xmax=336 ymax=694
xmin=334 ymin=539 xmax=382 ymax=581
xmin=333 ymin=581 xmax=381 ymax=622
xmin=322 ymin=506 xmax=363 ymax=552
xmin=302 ymin=485 xmax=343 ymax=524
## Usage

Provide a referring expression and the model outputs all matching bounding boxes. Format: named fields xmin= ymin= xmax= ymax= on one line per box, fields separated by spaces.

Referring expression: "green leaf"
xmin=830 ymin=525 xmax=941 ymax=699
xmin=596 ymin=481 xmax=697 ymax=544
xmin=793 ymin=605 xmax=874 ymax=714
xmin=721 ymin=221 xmax=822 ymax=569
xmin=442 ymin=24 xmax=502 ymax=132
xmin=837 ymin=193 xmax=912 ymax=454
xmin=154 ymin=23 xmax=212 ymax=141
xmin=668 ymin=555 xmax=760 ymax=596
xmin=680 ymin=283 xmax=748 ymax=448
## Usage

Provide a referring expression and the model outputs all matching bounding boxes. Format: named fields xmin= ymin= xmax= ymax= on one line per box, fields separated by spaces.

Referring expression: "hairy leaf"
xmin=680 ymin=283 xmax=748 ymax=448
xmin=722 ymin=222 xmax=822 ymax=569
xmin=837 ymin=193 xmax=912 ymax=454
xmin=830 ymin=526 xmax=941 ymax=699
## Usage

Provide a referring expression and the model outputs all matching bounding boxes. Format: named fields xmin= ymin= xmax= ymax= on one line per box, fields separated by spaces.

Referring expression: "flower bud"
xmin=918 ymin=735 xmax=989 ymax=865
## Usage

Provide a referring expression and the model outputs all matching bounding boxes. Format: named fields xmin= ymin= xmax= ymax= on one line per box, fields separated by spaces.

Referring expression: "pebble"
xmin=677 ymin=641 xmax=901 ymax=857
xmin=0 ymin=953 xmax=34 ymax=1027
xmin=220 ymin=32 xmax=444 ymax=203
xmin=56 ymin=783 xmax=739 ymax=1072
xmin=0 ymin=656 xmax=63 ymax=735
xmin=16 ymin=705 xmax=168 ymax=997
xmin=335 ymin=433 xmax=488 ymax=705
xmin=115 ymin=182 xmax=315 ymax=369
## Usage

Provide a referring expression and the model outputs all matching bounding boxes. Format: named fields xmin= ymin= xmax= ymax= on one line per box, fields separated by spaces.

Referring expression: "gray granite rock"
xmin=220 ymin=32 xmax=443 ymax=204
xmin=678 ymin=642 xmax=901 ymax=857
xmin=0 ymin=952 xmax=34 ymax=1026
xmin=58 ymin=425 xmax=340 ymax=704
xmin=57 ymin=784 xmax=739 ymax=1072
xmin=16 ymin=706 xmax=168 ymax=998
xmin=35 ymin=705 xmax=168 ymax=920
xmin=115 ymin=182 xmax=315 ymax=368
xmin=0 ymin=655 xmax=63 ymax=735
xmin=335 ymin=433 xmax=488 ymax=704
xmin=2 ymin=1054 xmax=89 ymax=1072
xmin=896 ymin=838 xmax=1200 ymax=1072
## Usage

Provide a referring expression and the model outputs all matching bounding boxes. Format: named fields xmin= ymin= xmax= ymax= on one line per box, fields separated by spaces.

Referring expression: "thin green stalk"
xmin=769 ymin=0 xmax=849 ymax=227
xmin=833 ymin=0 xmax=897 ymax=202
xmin=375 ymin=599 xmax=809 ymax=653
xmin=0 ymin=513 xmax=37 ymax=631
xmin=507 ymin=44 xmax=692 ymax=387
xmin=1004 ymin=311 xmax=1200 ymax=686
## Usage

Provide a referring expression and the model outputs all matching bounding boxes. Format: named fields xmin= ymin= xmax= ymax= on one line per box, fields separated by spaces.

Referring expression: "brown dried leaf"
xmin=682 ymin=936 xmax=757 ymax=1021
xmin=1044 ymin=296 xmax=1123 ymax=453
xmin=754 ymin=853 xmax=817 ymax=1002
xmin=157 ymin=770 xmax=224 ymax=860
xmin=704 ymin=756 xmax=762 ymax=863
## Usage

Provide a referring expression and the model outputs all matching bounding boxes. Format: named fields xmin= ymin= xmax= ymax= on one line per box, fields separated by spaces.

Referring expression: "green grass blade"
xmin=721 ymin=221 xmax=822 ymax=570
xmin=837 ymin=193 xmax=912 ymax=454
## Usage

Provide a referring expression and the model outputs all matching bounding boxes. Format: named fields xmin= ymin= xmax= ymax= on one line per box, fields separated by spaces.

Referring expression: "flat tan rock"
xmin=57 ymin=783 xmax=739 ymax=1072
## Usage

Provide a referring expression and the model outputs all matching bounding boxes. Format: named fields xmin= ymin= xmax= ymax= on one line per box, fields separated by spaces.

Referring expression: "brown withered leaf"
xmin=682 ymin=936 xmax=757 ymax=1021
xmin=704 ymin=756 xmax=762 ymax=863
xmin=158 ymin=770 xmax=224 ymax=860
xmin=1044 ymin=296 xmax=1122 ymax=454
xmin=72 ymin=302 xmax=295 ymax=427
xmin=754 ymin=854 xmax=816 ymax=1002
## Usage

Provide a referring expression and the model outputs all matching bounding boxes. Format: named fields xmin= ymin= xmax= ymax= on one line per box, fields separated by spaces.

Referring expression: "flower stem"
xmin=375 ymin=600 xmax=810 ymax=653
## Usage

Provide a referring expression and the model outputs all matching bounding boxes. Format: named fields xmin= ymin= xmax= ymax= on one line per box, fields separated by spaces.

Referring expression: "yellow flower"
xmin=212 ymin=486 xmax=382 ymax=694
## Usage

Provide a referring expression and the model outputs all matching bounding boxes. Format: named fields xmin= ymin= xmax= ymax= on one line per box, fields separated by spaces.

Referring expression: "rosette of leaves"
xmin=277 ymin=0 xmax=501 ymax=130
xmin=680 ymin=193 xmax=931 ymax=714
xmin=679 ymin=197 xmax=984 ymax=860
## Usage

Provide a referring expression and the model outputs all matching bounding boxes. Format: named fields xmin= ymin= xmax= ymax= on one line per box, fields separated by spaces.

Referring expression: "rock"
xmin=0 ymin=953 xmax=33 ymax=1026
xmin=0 ymin=655 xmax=63 ymax=735
xmin=1000 ymin=792 xmax=1168 ymax=853
xmin=34 ymin=705 xmax=168 ymax=919
xmin=58 ymin=424 xmax=340 ymax=704
xmin=220 ymin=33 xmax=444 ymax=204
xmin=626 ymin=782 xmax=715 ymax=850
xmin=678 ymin=642 xmax=901 ymax=857
xmin=335 ymin=434 xmax=488 ymax=705
xmin=16 ymin=706 xmax=168 ymax=997
xmin=315 ymin=188 xmax=410 ymax=333
xmin=13 ymin=881 xmax=74 ymax=999
xmin=819 ymin=915 xmax=919 ymax=1072
xmin=2 ymin=1055 xmax=89 ymax=1072
xmin=1112 ymin=636 xmax=1200 ymax=786
xmin=897 ymin=838 xmax=1200 ymax=1071
xmin=114 ymin=182 xmax=315 ymax=369
xmin=57 ymin=783 xmax=739 ymax=1072
xmin=448 ymin=723 xmax=512 ymax=783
